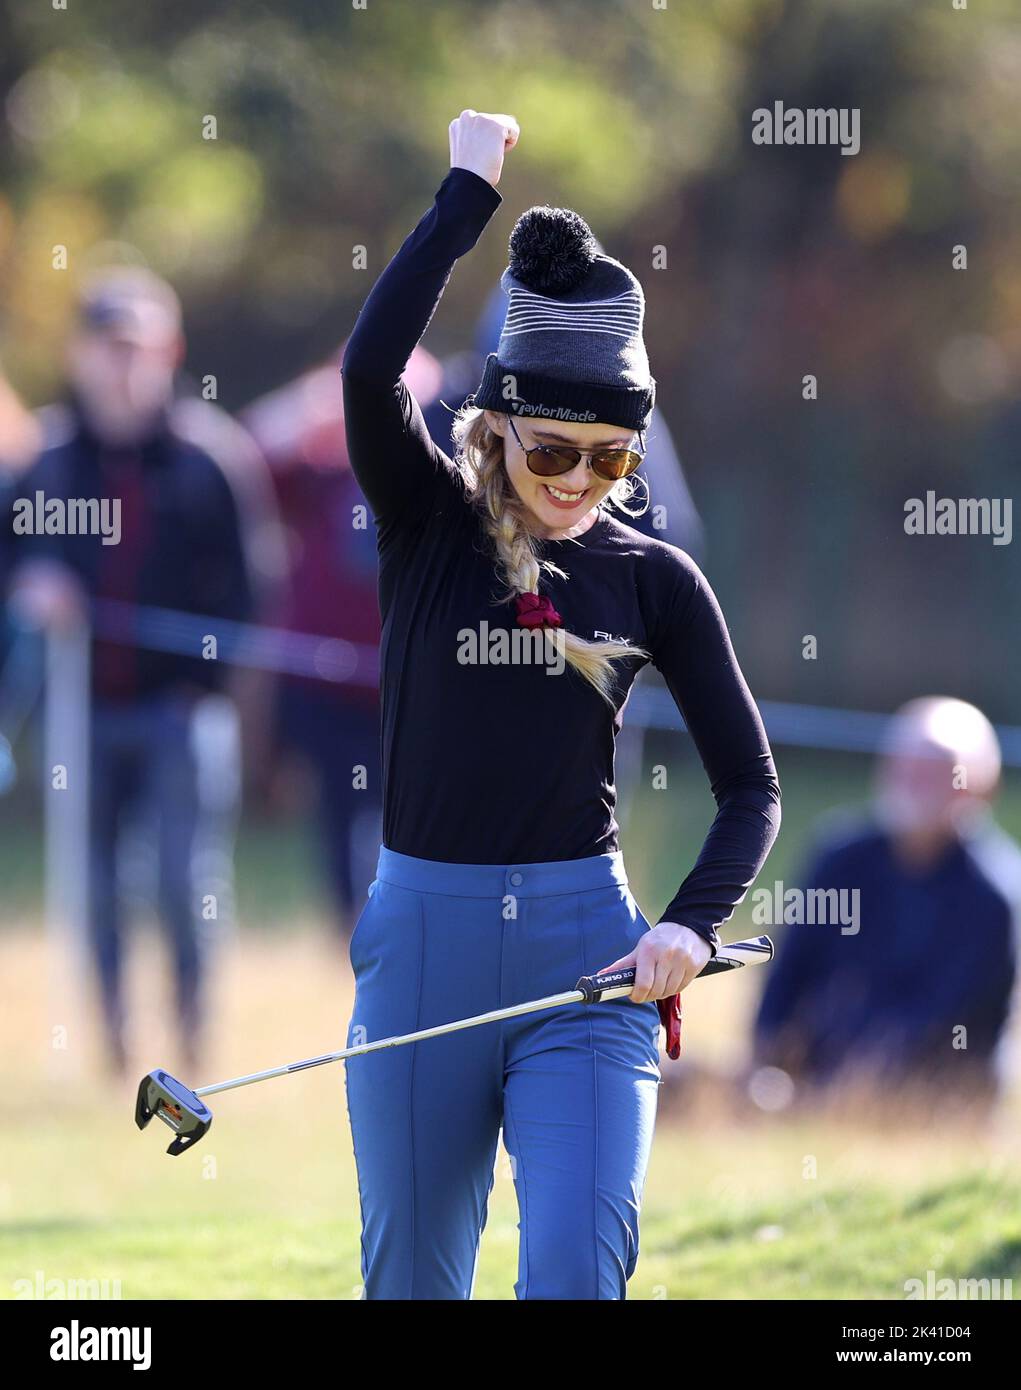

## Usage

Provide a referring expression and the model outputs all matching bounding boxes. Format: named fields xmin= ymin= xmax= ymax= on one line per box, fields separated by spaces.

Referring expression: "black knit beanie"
xmin=471 ymin=204 xmax=655 ymax=432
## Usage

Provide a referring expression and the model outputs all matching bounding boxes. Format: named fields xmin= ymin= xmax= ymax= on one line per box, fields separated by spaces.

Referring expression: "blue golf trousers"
xmin=344 ymin=847 xmax=661 ymax=1300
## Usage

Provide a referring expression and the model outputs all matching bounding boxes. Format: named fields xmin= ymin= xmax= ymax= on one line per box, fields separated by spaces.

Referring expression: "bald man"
xmin=755 ymin=698 xmax=1021 ymax=1104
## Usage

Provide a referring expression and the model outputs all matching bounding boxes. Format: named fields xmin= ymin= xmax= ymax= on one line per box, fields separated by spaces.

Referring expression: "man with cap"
xmin=8 ymin=267 xmax=254 ymax=1074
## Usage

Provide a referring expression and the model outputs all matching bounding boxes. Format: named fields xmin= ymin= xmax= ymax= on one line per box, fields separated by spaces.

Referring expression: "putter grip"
xmin=576 ymin=967 xmax=636 ymax=1002
xmin=577 ymin=942 xmax=766 ymax=1002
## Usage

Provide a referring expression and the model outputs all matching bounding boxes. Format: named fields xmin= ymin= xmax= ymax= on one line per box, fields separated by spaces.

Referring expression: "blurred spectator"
xmin=6 ymin=267 xmax=257 ymax=1074
xmin=0 ymin=363 xmax=40 ymax=477
xmin=244 ymin=346 xmax=442 ymax=931
xmin=1 ymin=363 xmax=41 ymax=600
xmin=754 ymin=698 xmax=1021 ymax=1108
xmin=0 ymin=364 xmax=42 ymax=744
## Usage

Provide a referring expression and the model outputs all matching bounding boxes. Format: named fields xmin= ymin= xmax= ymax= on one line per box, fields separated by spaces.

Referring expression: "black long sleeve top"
xmin=341 ymin=166 xmax=780 ymax=950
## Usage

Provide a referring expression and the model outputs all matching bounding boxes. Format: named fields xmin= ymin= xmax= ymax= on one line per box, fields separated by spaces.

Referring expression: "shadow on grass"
xmin=644 ymin=1184 xmax=879 ymax=1253
xmin=0 ymin=1218 xmax=98 ymax=1238
xmin=966 ymin=1234 xmax=1021 ymax=1283
xmin=902 ymin=1171 xmax=996 ymax=1218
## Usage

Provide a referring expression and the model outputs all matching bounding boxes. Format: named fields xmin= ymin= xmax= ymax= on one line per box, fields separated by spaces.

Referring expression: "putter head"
xmin=135 ymin=1069 xmax=212 ymax=1157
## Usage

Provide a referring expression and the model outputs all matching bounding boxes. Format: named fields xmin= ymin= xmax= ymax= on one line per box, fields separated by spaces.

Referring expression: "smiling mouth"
xmin=543 ymin=483 xmax=588 ymax=504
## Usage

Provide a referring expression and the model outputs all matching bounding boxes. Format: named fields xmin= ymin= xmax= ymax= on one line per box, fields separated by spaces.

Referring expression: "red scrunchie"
xmin=514 ymin=592 xmax=563 ymax=629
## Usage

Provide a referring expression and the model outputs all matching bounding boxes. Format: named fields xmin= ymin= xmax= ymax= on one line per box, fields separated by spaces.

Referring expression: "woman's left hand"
xmin=598 ymin=922 xmax=714 ymax=1002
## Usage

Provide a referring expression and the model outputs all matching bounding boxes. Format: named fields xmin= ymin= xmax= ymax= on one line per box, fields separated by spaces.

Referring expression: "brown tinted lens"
xmin=527 ymin=447 xmax=583 ymax=477
xmin=592 ymin=450 xmax=642 ymax=480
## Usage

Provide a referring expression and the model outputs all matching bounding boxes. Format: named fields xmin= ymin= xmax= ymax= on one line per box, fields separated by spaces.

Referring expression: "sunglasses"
xmin=507 ymin=416 xmax=644 ymax=482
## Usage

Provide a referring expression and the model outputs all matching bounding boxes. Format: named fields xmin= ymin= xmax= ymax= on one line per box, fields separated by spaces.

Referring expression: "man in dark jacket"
xmin=8 ymin=268 xmax=253 ymax=1073
xmin=754 ymin=698 xmax=1020 ymax=1107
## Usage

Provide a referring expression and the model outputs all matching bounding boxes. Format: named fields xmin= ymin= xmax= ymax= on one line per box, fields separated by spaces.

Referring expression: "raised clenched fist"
xmin=448 ymin=110 xmax=519 ymax=187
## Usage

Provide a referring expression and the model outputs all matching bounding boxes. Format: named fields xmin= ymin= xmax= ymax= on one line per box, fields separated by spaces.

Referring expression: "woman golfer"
xmin=341 ymin=111 xmax=781 ymax=1300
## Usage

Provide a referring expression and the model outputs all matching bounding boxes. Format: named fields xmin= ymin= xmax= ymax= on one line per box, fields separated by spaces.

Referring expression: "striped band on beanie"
xmin=501 ymin=286 xmax=643 ymax=342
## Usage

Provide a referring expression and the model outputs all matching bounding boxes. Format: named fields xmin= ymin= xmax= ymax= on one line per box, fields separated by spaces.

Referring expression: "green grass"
xmin=3 ymin=1078 xmax=1019 ymax=1299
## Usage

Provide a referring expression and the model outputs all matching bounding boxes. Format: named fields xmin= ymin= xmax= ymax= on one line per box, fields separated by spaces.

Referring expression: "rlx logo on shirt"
xmin=593 ymin=630 xmax=631 ymax=645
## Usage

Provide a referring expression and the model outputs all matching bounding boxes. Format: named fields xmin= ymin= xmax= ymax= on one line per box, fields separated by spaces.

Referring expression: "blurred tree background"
xmin=1 ymin=0 xmax=1018 ymax=716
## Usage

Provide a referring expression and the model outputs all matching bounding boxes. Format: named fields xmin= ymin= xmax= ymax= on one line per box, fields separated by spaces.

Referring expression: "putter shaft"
xmin=195 ymin=984 xmax=599 ymax=1098
xmin=194 ymin=934 xmax=773 ymax=1100
xmin=137 ymin=936 xmax=773 ymax=1155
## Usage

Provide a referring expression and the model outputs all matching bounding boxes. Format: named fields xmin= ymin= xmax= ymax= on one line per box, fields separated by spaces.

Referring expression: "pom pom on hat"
xmin=508 ymin=205 xmax=599 ymax=296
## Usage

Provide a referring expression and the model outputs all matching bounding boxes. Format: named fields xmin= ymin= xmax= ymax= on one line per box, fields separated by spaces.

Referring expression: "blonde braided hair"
xmin=450 ymin=403 xmax=650 ymax=704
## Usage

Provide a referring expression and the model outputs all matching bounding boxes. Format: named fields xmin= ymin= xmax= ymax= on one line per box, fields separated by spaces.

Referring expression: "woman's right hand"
xmin=449 ymin=109 xmax=519 ymax=187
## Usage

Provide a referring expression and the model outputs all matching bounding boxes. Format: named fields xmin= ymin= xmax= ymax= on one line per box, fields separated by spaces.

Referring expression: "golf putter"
xmin=136 ymin=933 xmax=773 ymax=1155
xmin=135 ymin=1068 xmax=213 ymax=1156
